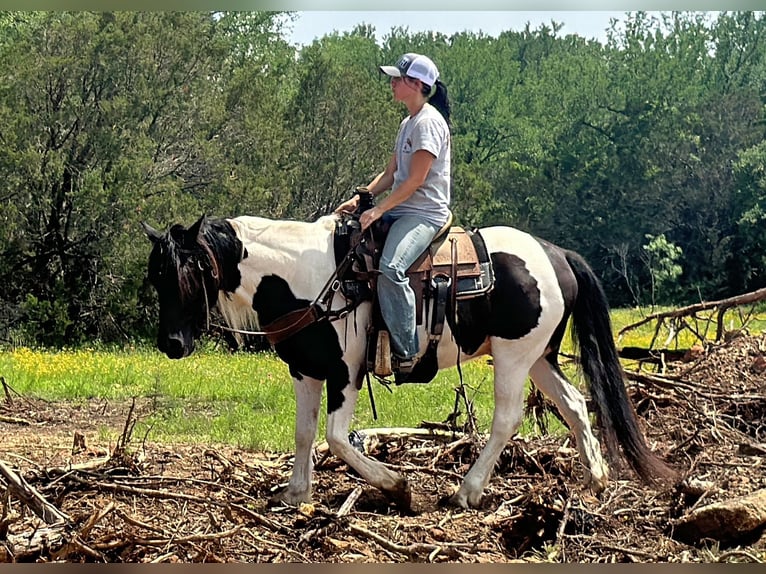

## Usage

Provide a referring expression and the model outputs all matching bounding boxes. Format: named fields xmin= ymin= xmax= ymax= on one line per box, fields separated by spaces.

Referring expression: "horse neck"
xmin=230 ymin=215 xmax=338 ymax=301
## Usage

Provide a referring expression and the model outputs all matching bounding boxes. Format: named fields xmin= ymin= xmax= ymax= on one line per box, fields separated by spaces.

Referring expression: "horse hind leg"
xmin=448 ymin=342 xmax=533 ymax=509
xmin=529 ymin=356 xmax=609 ymax=492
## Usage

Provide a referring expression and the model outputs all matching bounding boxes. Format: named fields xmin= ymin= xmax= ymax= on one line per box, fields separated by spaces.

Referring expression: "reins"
xmin=200 ymin=221 xmax=380 ymax=420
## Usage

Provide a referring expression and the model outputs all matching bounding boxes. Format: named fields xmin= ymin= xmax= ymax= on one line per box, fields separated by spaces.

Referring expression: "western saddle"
xmin=334 ymin=192 xmax=494 ymax=383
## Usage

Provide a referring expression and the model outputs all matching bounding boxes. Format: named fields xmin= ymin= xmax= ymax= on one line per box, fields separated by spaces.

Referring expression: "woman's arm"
xmin=359 ymin=149 xmax=434 ymax=230
xmin=334 ymin=154 xmax=397 ymax=215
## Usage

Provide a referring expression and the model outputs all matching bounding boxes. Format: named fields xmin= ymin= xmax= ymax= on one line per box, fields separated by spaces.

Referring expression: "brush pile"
xmin=1 ymin=333 xmax=765 ymax=563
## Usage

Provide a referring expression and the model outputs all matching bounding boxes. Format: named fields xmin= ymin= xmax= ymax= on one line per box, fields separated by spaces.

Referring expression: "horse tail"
xmin=565 ymin=250 xmax=677 ymax=485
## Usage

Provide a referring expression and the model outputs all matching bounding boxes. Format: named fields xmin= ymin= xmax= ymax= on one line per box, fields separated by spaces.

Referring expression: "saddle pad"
xmin=409 ymin=227 xmax=481 ymax=276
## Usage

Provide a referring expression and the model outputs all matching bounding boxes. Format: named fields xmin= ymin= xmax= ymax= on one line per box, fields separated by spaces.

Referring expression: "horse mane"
xmin=155 ymin=219 xmax=230 ymax=307
xmin=156 ymin=225 xmax=203 ymax=305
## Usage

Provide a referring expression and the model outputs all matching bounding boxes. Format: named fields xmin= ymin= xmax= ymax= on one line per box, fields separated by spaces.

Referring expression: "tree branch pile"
xmin=2 ymin=333 xmax=766 ymax=562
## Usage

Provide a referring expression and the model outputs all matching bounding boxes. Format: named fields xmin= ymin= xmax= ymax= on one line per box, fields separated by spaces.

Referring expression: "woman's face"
xmin=390 ymin=75 xmax=421 ymax=101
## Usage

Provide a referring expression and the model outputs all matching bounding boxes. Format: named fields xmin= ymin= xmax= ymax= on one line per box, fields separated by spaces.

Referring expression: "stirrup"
xmin=392 ymin=354 xmax=417 ymax=375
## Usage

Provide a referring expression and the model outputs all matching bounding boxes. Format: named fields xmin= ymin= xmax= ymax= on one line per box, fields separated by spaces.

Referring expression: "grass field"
xmin=1 ymin=343 xmax=500 ymax=451
xmin=2 ymin=305 xmax=763 ymax=451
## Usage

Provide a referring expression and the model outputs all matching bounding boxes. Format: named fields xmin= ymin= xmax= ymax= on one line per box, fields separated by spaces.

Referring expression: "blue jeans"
xmin=378 ymin=214 xmax=440 ymax=359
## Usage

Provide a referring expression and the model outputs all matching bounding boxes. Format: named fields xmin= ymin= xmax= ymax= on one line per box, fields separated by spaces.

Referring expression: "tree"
xmin=283 ymin=27 xmax=400 ymax=220
xmin=0 ymin=12 xmax=249 ymax=343
xmin=642 ymin=233 xmax=684 ymax=306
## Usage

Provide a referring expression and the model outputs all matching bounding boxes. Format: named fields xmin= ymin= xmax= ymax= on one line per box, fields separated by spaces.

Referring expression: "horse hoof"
xmin=269 ymin=487 xmax=311 ymax=507
xmin=439 ymin=491 xmax=474 ymax=509
xmin=584 ymin=466 xmax=609 ymax=494
xmin=386 ymin=478 xmax=412 ymax=511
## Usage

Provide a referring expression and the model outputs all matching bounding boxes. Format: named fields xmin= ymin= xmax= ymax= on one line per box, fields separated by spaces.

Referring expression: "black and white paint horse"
xmin=143 ymin=214 xmax=675 ymax=509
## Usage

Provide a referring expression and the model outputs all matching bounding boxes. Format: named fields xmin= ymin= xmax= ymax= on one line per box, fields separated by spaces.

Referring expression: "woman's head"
xmin=379 ymin=53 xmax=439 ymax=91
xmin=380 ymin=52 xmax=451 ymax=127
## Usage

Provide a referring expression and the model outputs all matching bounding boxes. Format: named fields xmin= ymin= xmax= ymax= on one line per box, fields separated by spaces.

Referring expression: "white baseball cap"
xmin=379 ymin=53 xmax=439 ymax=87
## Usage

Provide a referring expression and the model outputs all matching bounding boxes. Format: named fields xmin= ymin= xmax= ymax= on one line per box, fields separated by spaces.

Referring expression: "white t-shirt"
xmin=388 ymin=103 xmax=451 ymax=227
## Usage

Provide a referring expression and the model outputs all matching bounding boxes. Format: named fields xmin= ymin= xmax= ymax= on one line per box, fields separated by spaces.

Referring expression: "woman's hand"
xmin=359 ymin=206 xmax=382 ymax=231
xmin=334 ymin=195 xmax=360 ymax=215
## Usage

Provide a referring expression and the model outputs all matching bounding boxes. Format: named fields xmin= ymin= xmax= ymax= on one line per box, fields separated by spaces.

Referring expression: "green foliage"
xmin=731 ymin=140 xmax=766 ymax=291
xmin=0 ymin=11 xmax=764 ymax=344
xmin=19 ymin=293 xmax=74 ymax=346
xmin=0 ymin=11 xmax=291 ymax=344
xmin=642 ymin=233 xmax=684 ymax=306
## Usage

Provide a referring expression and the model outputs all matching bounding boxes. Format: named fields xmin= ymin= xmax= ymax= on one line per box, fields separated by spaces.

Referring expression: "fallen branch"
xmin=314 ymin=426 xmax=467 ymax=457
xmin=336 ymin=486 xmax=363 ymax=518
xmin=43 ymin=457 xmax=114 ymax=477
xmin=0 ymin=460 xmax=70 ymax=525
xmin=114 ymin=507 xmax=169 ymax=535
xmin=247 ymin=531 xmax=308 ymax=562
xmin=0 ymin=415 xmax=33 ymax=426
xmin=595 ymin=542 xmax=664 ymax=561
xmin=430 ymin=435 xmax=474 ymax=469
xmin=618 ymin=287 xmax=766 ymax=342
xmin=59 ymin=469 xmax=282 ymax=534
xmin=347 ymin=521 xmax=478 ymax=560
xmin=79 ymin=501 xmax=116 ymax=539
xmin=89 ymin=524 xmax=244 ymax=550
xmin=1 ymin=376 xmax=13 ymax=406
xmin=715 ymin=549 xmax=764 ymax=563
xmin=66 ymin=473 xmax=288 ymax=533
xmin=50 ymin=502 xmax=116 ymax=562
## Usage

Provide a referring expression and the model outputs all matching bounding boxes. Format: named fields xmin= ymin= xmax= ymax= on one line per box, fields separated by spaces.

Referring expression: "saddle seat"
xmin=404 ymin=211 xmax=491 ymax=321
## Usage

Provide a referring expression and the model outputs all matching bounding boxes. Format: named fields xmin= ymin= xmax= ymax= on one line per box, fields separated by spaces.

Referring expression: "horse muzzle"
xmin=159 ymin=332 xmax=194 ymax=359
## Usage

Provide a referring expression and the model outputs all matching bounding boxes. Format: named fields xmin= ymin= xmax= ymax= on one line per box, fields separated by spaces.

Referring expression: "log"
xmin=0 ymin=415 xmax=32 ymax=426
xmin=2 ymin=524 xmax=67 ymax=560
xmin=671 ymin=488 xmax=766 ymax=544
xmin=618 ymin=346 xmax=690 ymax=363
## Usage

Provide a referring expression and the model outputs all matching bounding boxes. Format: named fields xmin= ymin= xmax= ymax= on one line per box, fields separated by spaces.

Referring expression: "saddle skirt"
xmin=406 ymin=224 xmax=494 ymax=321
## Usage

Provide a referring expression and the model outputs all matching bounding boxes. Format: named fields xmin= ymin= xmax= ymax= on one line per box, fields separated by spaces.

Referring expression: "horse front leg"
xmin=324 ymin=367 xmax=411 ymax=510
xmin=272 ymin=374 xmax=323 ymax=506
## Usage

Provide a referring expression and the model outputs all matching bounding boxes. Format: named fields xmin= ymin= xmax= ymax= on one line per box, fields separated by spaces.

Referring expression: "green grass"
xmin=2 ymin=304 xmax=762 ymax=452
xmin=0 ymin=342 xmax=506 ymax=451
xmin=611 ymin=303 xmax=766 ymax=348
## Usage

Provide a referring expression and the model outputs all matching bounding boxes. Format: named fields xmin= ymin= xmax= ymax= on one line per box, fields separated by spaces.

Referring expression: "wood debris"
xmin=1 ymin=333 xmax=765 ymax=562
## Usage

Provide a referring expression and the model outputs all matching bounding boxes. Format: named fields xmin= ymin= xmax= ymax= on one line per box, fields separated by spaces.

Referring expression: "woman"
xmin=336 ymin=53 xmax=452 ymax=374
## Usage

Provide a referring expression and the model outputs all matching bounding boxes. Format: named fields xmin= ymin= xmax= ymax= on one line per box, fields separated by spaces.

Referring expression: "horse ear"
xmin=141 ymin=221 xmax=163 ymax=243
xmin=187 ymin=214 xmax=206 ymax=242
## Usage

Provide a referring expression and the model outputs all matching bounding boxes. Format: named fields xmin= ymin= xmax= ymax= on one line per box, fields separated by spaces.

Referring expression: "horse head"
xmin=143 ymin=215 xmax=220 ymax=359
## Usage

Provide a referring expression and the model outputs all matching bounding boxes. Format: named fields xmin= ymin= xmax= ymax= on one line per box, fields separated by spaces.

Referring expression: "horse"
xmin=142 ymin=213 xmax=676 ymax=510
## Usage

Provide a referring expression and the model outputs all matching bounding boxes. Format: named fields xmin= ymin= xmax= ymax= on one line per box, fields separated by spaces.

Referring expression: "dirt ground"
xmin=1 ymin=333 xmax=765 ymax=563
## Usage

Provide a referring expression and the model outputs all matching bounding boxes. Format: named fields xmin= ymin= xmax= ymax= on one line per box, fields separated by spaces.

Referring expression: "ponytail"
xmin=427 ymin=79 xmax=451 ymax=128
